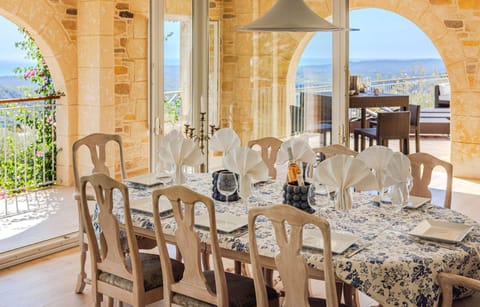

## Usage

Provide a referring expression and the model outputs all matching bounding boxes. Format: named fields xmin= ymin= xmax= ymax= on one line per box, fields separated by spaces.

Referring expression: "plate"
xmin=409 ymin=220 xmax=473 ymax=243
xmin=303 ymin=229 xmax=360 ymax=254
xmin=195 ymin=213 xmax=248 ymax=233
xmin=124 ymin=174 xmax=164 ymax=187
xmin=404 ymin=196 xmax=430 ymax=209
xmin=129 ymin=197 xmax=172 ymax=215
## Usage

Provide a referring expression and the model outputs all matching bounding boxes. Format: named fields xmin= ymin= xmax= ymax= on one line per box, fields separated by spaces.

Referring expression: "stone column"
xmin=76 ymin=0 xmax=116 ymax=172
xmin=77 ymin=0 xmax=115 ymax=135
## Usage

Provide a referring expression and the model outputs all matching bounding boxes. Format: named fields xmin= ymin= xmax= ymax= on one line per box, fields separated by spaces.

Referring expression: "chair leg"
xmin=354 ymin=132 xmax=360 ymax=152
xmin=263 ymin=268 xmax=274 ymax=287
xmin=343 ymin=284 xmax=360 ymax=307
xmin=234 ymin=260 xmax=242 ymax=274
xmin=75 ymin=228 xmax=88 ymax=294
xmin=415 ymin=130 xmax=420 ymax=152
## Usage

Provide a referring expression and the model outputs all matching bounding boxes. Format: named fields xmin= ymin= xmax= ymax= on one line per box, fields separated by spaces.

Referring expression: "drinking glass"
xmin=156 ymin=162 xmax=175 ymax=185
xmin=217 ymin=171 xmax=238 ymax=205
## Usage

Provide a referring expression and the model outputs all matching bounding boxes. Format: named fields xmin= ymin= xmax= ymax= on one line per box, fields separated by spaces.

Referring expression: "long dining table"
xmin=114 ymin=173 xmax=480 ymax=307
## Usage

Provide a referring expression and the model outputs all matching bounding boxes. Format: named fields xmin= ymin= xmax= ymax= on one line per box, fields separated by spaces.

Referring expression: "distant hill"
xmin=0 ymin=75 xmax=36 ymax=99
xmin=297 ymin=58 xmax=446 ymax=86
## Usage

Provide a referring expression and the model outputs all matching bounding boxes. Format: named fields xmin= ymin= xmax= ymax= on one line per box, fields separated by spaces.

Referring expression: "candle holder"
xmin=184 ymin=112 xmax=219 ymax=155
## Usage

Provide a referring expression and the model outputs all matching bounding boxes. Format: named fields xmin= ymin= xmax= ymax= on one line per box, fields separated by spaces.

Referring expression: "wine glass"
xmin=217 ymin=171 xmax=238 ymax=205
xmin=156 ymin=162 xmax=175 ymax=185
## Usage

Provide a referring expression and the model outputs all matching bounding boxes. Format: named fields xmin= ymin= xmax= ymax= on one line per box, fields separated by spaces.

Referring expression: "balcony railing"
xmin=0 ymin=96 xmax=59 ymax=217
xmin=252 ymin=75 xmax=449 ymax=138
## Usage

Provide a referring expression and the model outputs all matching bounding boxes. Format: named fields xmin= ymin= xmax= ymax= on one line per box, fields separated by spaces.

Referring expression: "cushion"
xmin=438 ymin=83 xmax=450 ymax=96
xmin=452 ymin=291 xmax=480 ymax=307
xmin=172 ymin=271 xmax=279 ymax=307
xmin=99 ymin=253 xmax=184 ymax=292
xmin=438 ymin=83 xmax=451 ymax=101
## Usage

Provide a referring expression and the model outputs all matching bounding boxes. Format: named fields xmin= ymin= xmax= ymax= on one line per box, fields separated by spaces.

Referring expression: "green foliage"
xmin=0 ymin=29 xmax=59 ymax=194
xmin=164 ymin=95 xmax=182 ymax=123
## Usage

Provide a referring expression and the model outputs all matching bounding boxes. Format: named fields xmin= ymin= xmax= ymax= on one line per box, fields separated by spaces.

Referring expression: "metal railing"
xmin=252 ymin=75 xmax=449 ymax=137
xmin=0 ymin=96 xmax=59 ymax=217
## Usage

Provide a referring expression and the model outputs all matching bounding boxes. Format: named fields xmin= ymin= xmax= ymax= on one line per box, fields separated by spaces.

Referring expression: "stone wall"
xmin=222 ymin=0 xmax=480 ymax=178
xmin=1 ymin=0 xmax=480 ymax=180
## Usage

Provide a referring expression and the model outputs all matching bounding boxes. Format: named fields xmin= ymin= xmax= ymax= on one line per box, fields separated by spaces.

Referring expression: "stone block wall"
xmin=2 ymin=0 xmax=480 ymax=180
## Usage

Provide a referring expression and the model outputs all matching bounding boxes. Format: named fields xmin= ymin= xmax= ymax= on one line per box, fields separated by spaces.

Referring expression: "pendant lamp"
xmin=238 ymin=0 xmax=343 ymax=32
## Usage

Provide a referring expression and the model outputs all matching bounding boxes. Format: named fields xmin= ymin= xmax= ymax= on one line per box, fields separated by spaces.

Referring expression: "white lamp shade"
xmin=238 ymin=0 xmax=343 ymax=32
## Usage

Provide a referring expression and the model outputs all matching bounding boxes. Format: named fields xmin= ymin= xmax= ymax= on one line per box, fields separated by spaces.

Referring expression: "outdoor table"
xmin=113 ymin=173 xmax=480 ymax=307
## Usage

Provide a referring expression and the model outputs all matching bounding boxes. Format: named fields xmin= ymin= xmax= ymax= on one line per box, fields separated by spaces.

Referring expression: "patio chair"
xmin=248 ymin=204 xmax=349 ymax=307
xmin=248 ymin=137 xmax=283 ymax=179
xmin=79 ymin=173 xmax=183 ymax=306
xmin=368 ymin=105 xmax=420 ymax=153
xmin=354 ymin=111 xmax=410 ymax=154
xmin=151 ymin=186 xmax=279 ymax=306
xmin=438 ymin=272 xmax=480 ymax=307
xmin=408 ymin=152 xmax=453 ymax=209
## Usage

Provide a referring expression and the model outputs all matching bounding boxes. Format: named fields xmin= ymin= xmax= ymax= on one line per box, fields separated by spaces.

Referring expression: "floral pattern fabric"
xmin=114 ymin=173 xmax=480 ymax=307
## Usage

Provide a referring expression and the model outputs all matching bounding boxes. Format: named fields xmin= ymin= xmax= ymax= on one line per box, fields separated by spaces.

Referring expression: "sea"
xmin=0 ymin=58 xmax=447 ymax=99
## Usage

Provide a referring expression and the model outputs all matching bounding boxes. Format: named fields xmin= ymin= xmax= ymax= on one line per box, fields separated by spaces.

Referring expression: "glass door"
xmin=150 ymin=0 xmax=212 ymax=171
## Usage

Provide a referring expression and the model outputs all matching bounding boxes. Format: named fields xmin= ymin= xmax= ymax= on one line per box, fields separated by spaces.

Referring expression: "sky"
xmin=301 ymin=8 xmax=442 ymax=61
xmin=0 ymin=16 xmax=30 ymax=62
xmin=0 ymin=8 xmax=441 ymax=72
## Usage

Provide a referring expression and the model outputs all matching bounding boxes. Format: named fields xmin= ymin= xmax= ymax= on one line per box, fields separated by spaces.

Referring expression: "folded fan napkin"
xmin=209 ymin=128 xmax=241 ymax=156
xmin=356 ymin=145 xmax=395 ymax=191
xmin=158 ymin=130 xmax=203 ymax=184
xmin=276 ymin=137 xmax=316 ymax=165
xmin=314 ymin=155 xmax=376 ymax=210
xmin=385 ymin=152 xmax=413 ymax=204
xmin=223 ymin=147 xmax=269 ymax=198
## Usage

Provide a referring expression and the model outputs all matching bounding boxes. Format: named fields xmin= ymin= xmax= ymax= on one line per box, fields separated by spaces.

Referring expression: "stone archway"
xmin=280 ymin=0 xmax=479 ymax=178
xmin=0 ymin=0 xmax=77 ymax=185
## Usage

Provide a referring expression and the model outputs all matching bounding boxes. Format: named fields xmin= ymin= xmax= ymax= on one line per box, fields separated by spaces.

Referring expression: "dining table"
xmin=114 ymin=173 xmax=480 ymax=307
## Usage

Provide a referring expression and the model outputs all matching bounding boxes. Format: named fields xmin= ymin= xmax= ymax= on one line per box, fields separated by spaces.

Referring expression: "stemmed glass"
xmin=217 ymin=171 xmax=238 ymax=205
xmin=156 ymin=162 xmax=175 ymax=185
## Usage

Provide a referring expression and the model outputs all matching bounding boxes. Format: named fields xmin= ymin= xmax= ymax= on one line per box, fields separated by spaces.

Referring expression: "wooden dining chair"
xmin=72 ymin=133 xmax=127 ymax=293
xmin=249 ymin=204 xmax=348 ymax=307
xmin=248 ymin=137 xmax=283 ymax=179
xmin=313 ymin=144 xmax=358 ymax=161
xmin=408 ymin=152 xmax=453 ymax=208
xmin=72 ymin=133 xmax=156 ymax=293
xmin=79 ymin=173 xmax=184 ymax=306
xmin=152 ymin=185 xmax=279 ymax=307
xmin=438 ymin=272 xmax=480 ymax=307
xmin=354 ymin=111 xmax=410 ymax=154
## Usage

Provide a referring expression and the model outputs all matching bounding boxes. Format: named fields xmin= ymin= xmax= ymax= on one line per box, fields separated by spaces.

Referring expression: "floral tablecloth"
xmin=116 ymin=173 xmax=480 ymax=307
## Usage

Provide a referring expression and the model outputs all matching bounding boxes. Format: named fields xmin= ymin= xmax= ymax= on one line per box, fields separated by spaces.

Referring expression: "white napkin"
xmin=276 ymin=137 xmax=316 ymax=165
xmin=158 ymin=130 xmax=203 ymax=184
xmin=209 ymin=128 xmax=241 ymax=155
xmin=314 ymin=155 xmax=376 ymax=210
xmin=385 ymin=152 xmax=413 ymax=204
xmin=223 ymin=147 xmax=269 ymax=198
xmin=356 ymin=145 xmax=395 ymax=191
